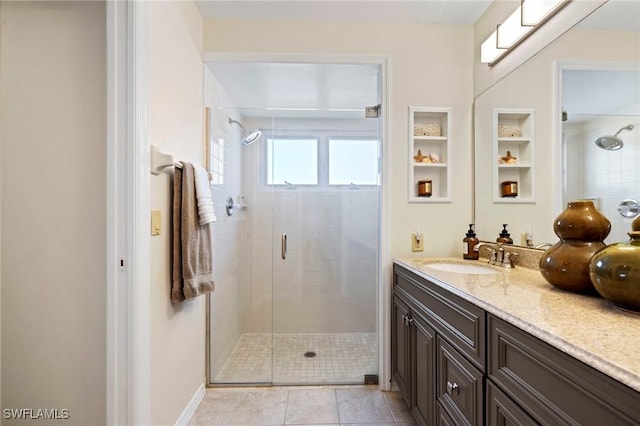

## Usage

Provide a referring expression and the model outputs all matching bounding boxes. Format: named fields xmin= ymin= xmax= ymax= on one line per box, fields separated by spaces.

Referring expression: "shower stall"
xmin=206 ymin=62 xmax=382 ymax=386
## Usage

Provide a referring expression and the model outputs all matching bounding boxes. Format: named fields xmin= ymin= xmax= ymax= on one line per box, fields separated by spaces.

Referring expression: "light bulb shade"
xmin=522 ymin=0 xmax=567 ymax=26
xmin=496 ymin=6 xmax=533 ymax=49
xmin=480 ymin=30 xmax=507 ymax=64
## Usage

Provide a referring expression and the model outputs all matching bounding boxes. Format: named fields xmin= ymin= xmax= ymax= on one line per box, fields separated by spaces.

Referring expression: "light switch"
xmin=151 ymin=210 xmax=161 ymax=236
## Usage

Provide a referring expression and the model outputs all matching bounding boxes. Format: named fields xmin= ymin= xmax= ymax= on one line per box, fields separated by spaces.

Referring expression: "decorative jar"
xmin=589 ymin=216 xmax=640 ymax=313
xmin=539 ymin=200 xmax=611 ymax=294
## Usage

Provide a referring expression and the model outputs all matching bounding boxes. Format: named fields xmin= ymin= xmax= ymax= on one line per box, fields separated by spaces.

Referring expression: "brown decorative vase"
xmin=539 ymin=200 xmax=611 ymax=294
xmin=589 ymin=216 xmax=640 ymax=313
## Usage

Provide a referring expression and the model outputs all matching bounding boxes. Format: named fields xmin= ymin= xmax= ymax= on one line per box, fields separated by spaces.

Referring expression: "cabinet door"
xmin=413 ymin=314 xmax=436 ymax=426
xmin=437 ymin=337 xmax=484 ymax=426
xmin=392 ymin=295 xmax=411 ymax=403
xmin=486 ymin=380 xmax=538 ymax=426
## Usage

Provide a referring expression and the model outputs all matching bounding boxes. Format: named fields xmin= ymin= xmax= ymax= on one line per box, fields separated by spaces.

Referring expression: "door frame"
xmin=106 ymin=1 xmax=150 ymax=424
xmin=202 ymin=52 xmax=392 ymax=390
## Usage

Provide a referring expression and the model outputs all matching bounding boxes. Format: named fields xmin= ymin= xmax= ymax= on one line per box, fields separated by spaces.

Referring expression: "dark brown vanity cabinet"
xmin=393 ymin=263 xmax=640 ymax=426
xmin=393 ymin=264 xmax=485 ymax=425
xmin=392 ymin=293 xmax=437 ymax=425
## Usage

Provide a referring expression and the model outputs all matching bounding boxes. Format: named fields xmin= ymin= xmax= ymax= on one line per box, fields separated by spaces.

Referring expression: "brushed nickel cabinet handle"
xmin=281 ymin=233 xmax=287 ymax=260
xmin=446 ymin=381 xmax=459 ymax=396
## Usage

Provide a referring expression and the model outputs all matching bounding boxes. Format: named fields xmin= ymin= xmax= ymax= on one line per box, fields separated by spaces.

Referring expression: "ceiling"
xmin=563 ymin=69 xmax=640 ymax=121
xmin=195 ymin=0 xmax=493 ymax=25
xmin=201 ymin=0 xmax=640 ymax=119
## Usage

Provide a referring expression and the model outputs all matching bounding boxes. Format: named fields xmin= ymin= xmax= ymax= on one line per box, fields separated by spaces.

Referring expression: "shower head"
xmin=228 ymin=118 xmax=262 ymax=145
xmin=242 ymin=130 xmax=262 ymax=145
xmin=594 ymin=124 xmax=634 ymax=151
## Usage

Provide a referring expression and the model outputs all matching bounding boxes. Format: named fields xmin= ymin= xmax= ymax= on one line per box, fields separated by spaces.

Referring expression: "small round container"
xmin=501 ymin=181 xmax=518 ymax=197
xmin=418 ymin=180 xmax=432 ymax=197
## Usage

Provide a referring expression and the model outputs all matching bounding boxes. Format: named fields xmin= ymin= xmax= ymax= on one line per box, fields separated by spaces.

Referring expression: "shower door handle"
xmin=281 ymin=233 xmax=287 ymax=260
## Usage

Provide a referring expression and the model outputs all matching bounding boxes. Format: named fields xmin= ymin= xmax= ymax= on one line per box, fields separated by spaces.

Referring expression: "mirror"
xmin=474 ymin=1 xmax=640 ymax=248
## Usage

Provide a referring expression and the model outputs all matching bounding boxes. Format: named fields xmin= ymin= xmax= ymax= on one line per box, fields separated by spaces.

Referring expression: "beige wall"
xmin=149 ymin=1 xmax=206 ymax=424
xmin=203 ymin=19 xmax=475 ymax=258
xmin=0 ymin=1 xmax=106 ymax=424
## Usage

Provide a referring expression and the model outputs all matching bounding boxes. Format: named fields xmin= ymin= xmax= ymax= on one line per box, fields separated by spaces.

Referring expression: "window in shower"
xmin=209 ymin=137 xmax=225 ymax=185
xmin=267 ymin=137 xmax=318 ymax=185
xmin=328 ymin=138 xmax=379 ymax=185
xmin=266 ymin=136 xmax=379 ymax=187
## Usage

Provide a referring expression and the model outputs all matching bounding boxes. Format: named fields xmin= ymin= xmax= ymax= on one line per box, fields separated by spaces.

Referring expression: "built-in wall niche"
xmin=408 ymin=106 xmax=452 ymax=203
xmin=493 ymin=108 xmax=535 ymax=203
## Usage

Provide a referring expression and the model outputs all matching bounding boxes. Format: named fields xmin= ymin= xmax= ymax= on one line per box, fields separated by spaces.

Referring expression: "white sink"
xmin=424 ymin=262 xmax=500 ymax=275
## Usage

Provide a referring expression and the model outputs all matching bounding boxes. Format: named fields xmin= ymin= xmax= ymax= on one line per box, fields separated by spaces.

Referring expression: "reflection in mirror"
xmin=561 ymin=68 xmax=640 ymax=243
xmin=474 ymin=0 xmax=640 ymax=248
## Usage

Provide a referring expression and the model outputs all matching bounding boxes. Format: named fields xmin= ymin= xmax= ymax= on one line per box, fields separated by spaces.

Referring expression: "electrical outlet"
xmin=412 ymin=233 xmax=424 ymax=252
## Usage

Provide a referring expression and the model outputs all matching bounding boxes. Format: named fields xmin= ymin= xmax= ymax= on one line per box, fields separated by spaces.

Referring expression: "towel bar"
xmin=150 ymin=145 xmax=212 ymax=181
xmin=151 ymin=145 xmax=176 ymax=175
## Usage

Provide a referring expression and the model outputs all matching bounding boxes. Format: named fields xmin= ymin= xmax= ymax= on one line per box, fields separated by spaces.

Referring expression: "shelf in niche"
xmin=498 ymin=164 xmax=531 ymax=169
xmin=414 ymin=136 xmax=447 ymax=142
xmin=493 ymin=108 xmax=535 ymax=204
xmin=498 ymin=137 xmax=530 ymax=143
xmin=409 ymin=106 xmax=452 ymax=203
xmin=414 ymin=163 xmax=447 ymax=168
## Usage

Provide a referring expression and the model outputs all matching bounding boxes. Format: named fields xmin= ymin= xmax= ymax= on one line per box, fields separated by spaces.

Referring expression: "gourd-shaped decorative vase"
xmin=539 ymin=200 xmax=611 ymax=294
xmin=589 ymin=215 xmax=640 ymax=313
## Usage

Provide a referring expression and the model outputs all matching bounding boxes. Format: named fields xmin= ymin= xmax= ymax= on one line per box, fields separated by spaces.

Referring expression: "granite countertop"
xmin=393 ymin=257 xmax=640 ymax=393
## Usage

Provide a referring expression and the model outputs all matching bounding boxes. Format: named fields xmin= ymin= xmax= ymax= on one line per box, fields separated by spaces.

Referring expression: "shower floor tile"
xmin=213 ymin=333 xmax=378 ymax=385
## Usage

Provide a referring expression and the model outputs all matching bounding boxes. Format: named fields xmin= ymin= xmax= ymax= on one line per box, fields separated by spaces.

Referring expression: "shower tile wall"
xmin=565 ymin=115 xmax=640 ymax=243
xmin=244 ymin=189 xmax=379 ymax=334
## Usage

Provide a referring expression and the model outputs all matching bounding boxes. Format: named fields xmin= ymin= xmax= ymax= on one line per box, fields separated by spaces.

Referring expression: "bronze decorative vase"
xmin=589 ymin=216 xmax=640 ymax=313
xmin=539 ymin=200 xmax=611 ymax=294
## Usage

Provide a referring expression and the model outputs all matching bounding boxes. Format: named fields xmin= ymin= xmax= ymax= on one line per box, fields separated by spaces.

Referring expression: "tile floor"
xmin=189 ymin=386 xmax=417 ymax=426
xmin=213 ymin=333 xmax=378 ymax=385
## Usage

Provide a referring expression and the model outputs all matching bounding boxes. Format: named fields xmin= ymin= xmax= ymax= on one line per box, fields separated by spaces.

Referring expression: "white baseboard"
xmin=175 ymin=383 xmax=206 ymax=426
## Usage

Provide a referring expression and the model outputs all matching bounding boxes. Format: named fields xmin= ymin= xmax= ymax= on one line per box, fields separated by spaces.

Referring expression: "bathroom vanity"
xmin=392 ymin=258 xmax=640 ymax=425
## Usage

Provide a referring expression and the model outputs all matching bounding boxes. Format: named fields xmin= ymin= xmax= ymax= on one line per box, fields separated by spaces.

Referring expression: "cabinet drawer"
xmin=437 ymin=337 xmax=483 ymax=426
xmin=437 ymin=401 xmax=457 ymax=426
xmin=488 ymin=314 xmax=640 ymax=425
xmin=394 ymin=264 xmax=486 ymax=369
xmin=486 ymin=380 xmax=538 ymax=426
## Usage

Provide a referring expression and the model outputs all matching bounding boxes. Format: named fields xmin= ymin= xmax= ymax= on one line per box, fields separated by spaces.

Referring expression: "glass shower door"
xmin=209 ymin=110 xmax=381 ymax=386
xmin=269 ymin=114 xmax=381 ymax=385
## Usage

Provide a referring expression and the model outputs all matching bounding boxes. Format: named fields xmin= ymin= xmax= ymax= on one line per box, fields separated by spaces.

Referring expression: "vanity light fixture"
xmin=481 ymin=0 xmax=569 ymax=66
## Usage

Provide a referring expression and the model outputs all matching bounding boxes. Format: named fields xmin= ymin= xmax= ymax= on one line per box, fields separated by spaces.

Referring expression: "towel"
xmin=171 ymin=162 xmax=215 ymax=303
xmin=194 ymin=165 xmax=217 ymax=225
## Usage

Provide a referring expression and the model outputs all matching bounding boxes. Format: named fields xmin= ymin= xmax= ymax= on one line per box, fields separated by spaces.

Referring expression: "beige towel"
xmin=172 ymin=162 xmax=215 ymax=303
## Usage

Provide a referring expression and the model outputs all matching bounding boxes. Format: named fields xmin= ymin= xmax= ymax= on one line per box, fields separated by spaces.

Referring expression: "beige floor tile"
xmin=285 ymin=389 xmax=340 ymax=424
xmin=228 ymin=389 xmax=289 ymax=425
xmin=335 ymin=389 xmax=394 ymax=424
xmin=188 ymin=389 xmax=241 ymax=426
xmin=382 ymin=391 xmax=416 ymax=424
xmin=190 ymin=387 xmax=414 ymax=426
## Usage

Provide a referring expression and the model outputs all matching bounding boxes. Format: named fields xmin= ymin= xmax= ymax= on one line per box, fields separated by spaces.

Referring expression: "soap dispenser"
xmin=463 ymin=224 xmax=480 ymax=260
xmin=497 ymin=224 xmax=514 ymax=244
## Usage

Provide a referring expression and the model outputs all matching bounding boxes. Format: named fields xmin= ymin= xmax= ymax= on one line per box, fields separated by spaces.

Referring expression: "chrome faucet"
xmin=474 ymin=242 xmax=519 ymax=268
xmin=502 ymin=251 xmax=519 ymax=268
xmin=495 ymin=243 xmax=505 ymax=265
xmin=534 ymin=242 xmax=553 ymax=249
xmin=474 ymin=243 xmax=497 ymax=264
